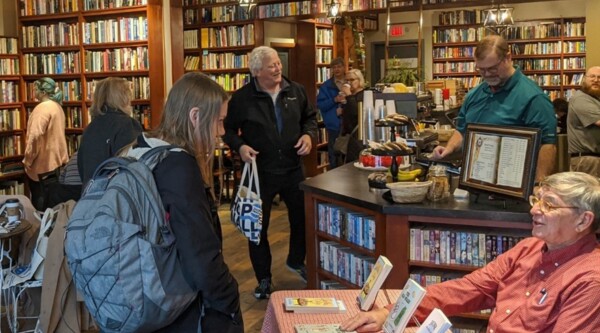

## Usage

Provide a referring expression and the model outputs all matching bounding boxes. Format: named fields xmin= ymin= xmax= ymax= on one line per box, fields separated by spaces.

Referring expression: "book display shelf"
xmin=182 ymin=0 xmax=263 ymax=92
xmin=0 ymin=36 xmax=26 ymax=195
xmin=432 ymin=10 xmax=586 ymax=100
xmin=301 ymin=164 xmax=533 ymax=329
xmin=17 ymin=0 xmax=166 ymax=140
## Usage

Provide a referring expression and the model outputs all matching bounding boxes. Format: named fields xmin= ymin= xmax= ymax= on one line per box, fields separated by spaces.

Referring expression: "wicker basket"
xmin=386 ymin=180 xmax=432 ymax=203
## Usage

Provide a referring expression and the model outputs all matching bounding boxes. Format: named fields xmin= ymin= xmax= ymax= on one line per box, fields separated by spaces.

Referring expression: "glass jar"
xmin=427 ymin=165 xmax=450 ymax=201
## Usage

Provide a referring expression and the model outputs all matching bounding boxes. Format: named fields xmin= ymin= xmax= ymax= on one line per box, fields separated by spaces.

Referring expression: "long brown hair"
xmin=89 ymin=77 xmax=133 ymax=118
xmin=148 ymin=72 xmax=228 ymax=187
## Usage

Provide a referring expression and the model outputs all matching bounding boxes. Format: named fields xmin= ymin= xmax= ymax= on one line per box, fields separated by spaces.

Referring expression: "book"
xmin=294 ymin=324 xmax=356 ymax=333
xmin=415 ymin=308 xmax=452 ymax=333
xmin=284 ymin=297 xmax=346 ymax=314
xmin=357 ymin=255 xmax=393 ymax=311
xmin=383 ymin=278 xmax=427 ymax=333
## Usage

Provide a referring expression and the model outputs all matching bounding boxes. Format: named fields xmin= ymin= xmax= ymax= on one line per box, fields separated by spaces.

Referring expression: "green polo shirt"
xmin=456 ymin=67 xmax=557 ymax=144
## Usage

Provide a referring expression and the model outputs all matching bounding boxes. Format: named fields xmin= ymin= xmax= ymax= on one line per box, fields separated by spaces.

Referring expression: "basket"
xmin=386 ymin=180 xmax=432 ymax=203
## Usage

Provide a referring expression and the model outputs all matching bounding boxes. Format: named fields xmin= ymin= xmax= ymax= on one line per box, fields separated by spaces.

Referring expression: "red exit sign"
xmin=389 ymin=25 xmax=404 ymax=37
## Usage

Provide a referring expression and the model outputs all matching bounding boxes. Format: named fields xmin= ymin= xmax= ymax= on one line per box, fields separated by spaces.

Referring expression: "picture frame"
xmin=459 ymin=124 xmax=541 ymax=200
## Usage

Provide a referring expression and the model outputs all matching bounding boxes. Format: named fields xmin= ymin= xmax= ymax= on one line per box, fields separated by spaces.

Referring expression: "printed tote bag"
xmin=231 ymin=159 xmax=262 ymax=245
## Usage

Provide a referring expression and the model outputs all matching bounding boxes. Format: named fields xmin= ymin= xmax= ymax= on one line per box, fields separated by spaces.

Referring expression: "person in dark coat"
xmin=77 ymin=77 xmax=143 ymax=186
xmin=130 ymin=72 xmax=242 ymax=332
xmin=223 ymin=46 xmax=318 ymax=299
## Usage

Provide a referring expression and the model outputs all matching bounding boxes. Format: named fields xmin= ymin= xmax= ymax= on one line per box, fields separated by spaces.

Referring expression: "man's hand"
xmin=432 ymin=145 xmax=450 ymax=160
xmin=295 ymin=134 xmax=312 ymax=156
xmin=239 ymin=144 xmax=259 ymax=163
xmin=339 ymin=307 xmax=389 ymax=332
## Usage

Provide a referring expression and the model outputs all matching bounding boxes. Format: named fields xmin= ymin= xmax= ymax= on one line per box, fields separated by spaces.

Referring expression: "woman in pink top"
xmin=23 ymin=77 xmax=68 ymax=210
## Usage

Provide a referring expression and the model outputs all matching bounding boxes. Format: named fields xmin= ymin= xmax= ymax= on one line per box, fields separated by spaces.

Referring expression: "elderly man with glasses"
xmin=567 ymin=66 xmax=600 ymax=177
xmin=433 ymin=35 xmax=557 ymax=183
xmin=341 ymin=171 xmax=600 ymax=333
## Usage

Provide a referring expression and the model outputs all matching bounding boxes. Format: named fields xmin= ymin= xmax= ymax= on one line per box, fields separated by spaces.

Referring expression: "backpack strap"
xmin=138 ymin=145 xmax=179 ymax=170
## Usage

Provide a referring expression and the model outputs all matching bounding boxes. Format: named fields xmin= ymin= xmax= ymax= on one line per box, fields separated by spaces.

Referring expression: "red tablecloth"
xmin=262 ymin=289 xmax=402 ymax=333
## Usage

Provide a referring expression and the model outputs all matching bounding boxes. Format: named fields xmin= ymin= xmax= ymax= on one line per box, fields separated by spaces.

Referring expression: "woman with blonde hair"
xmin=339 ymin=68 xmax=366 ymax=163
xmin=23 ymin=77 xmax=69 ymax=210
xmin=77 ymin=77 xmax=143 ymax=185
xmin=130 ymin=72 xmax=242 ymax=332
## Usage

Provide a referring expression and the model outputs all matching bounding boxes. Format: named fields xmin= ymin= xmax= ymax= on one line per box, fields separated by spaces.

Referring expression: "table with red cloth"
xmin=262 ymin=289 xmax=403 ymax=333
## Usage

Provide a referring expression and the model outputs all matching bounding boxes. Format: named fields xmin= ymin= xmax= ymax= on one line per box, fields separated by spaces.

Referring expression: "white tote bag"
xmin=230 ymin=159 xmax=263 ymax=245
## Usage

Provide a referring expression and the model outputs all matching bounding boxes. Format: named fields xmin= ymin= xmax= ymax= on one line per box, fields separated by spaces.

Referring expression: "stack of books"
xmin=284 ymin=297 xmax=347 ymax=314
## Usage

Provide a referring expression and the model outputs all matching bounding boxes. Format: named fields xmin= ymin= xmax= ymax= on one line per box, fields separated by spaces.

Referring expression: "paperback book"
xmin=415 ymin=308 xmax=452 ymax=333
xmin=284 ymin=297 xmax=346 ymax=314
xmin=383 ymin=278 xmax=427 ymax=333
xmin=357 ymin=255 xmax=393 ymax=311
xmin=294 ymin=324 xmax=356 ymax=333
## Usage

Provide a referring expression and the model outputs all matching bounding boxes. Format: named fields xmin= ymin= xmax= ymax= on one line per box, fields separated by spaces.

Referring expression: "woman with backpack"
xmin=130 ymin=72 xmax=243 ymax=332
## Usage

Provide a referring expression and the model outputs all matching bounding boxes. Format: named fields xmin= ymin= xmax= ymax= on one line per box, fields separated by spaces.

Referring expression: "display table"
xmin=262 ymin=289 xmax=401 ymax=333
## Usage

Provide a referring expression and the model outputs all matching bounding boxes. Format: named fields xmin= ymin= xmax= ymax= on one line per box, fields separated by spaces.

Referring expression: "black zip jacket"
xmin=223 ymin=77 xmax=318 ymax=174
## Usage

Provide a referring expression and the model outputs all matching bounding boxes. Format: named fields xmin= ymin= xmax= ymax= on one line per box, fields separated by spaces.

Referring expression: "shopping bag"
xmin=230 ymin=159 xmax=262 ymax=245
xmin=333 ymin=134 xmax=351 ymax=155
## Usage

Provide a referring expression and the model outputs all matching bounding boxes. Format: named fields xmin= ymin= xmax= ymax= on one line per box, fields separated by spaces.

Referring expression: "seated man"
xmin=341 ymin=171 xmax=600 ymax=333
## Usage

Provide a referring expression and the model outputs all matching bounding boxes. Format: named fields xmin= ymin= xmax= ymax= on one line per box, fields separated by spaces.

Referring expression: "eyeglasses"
xmin=586 ymin=74 xmax=600 ymax=81
xmin=529 ymin=195 xmax=579 ymax=214
xmin=346 ymin=78 xmax=358 ymax=83
xmin=475 ymin=58 xmax=505 ymax=75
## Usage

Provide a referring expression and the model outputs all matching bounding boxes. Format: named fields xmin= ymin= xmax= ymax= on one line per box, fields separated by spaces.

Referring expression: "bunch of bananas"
xmin=396 ymin=168 xmax=422 ymax=181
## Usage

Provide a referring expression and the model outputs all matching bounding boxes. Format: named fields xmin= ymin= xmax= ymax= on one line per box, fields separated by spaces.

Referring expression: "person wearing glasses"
xmin=432 ymin=35 xmax=557 ymax=183
xmin=317 ymin=57 xmax=346 ymax=169
xmin=341 ymin=171 xmax=600 ymax=333
xmin=567 ymin=66 xmax=600 ymax=177
xmin=338 ymin=69 xmax=366 ymax=163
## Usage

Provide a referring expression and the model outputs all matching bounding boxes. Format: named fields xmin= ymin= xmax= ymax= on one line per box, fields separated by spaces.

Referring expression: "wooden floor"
xmin=218 ymin=200 xmax=306 ymax=332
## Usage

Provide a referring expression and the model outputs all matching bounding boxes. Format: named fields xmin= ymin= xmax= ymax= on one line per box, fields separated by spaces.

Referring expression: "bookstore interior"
xmin=0 ymin=0 xmax=599 ymax=332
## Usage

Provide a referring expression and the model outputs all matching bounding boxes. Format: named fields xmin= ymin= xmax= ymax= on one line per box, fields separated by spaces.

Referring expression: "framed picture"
xmin=459 ymin=124 xmax=541 ymax=200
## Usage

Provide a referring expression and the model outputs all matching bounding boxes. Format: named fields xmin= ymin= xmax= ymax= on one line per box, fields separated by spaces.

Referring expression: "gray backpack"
xmin=65 ymin=145 xmax=196 ymax=333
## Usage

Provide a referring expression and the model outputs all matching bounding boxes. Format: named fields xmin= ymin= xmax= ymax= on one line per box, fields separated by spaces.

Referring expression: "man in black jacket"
xmin=224 ymin=46 xmax=318 ymax=299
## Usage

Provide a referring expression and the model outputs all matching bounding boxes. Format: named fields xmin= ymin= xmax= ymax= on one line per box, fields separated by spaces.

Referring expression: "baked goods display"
xmin=369 ymin=141 xmax=413 ymax=156
xmin=375 ymin=113 xmax=410 ymax=127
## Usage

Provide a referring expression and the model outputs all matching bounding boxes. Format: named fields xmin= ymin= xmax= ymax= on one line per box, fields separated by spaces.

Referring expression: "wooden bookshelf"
xmin=0 ymin=35 xmax=26 ymax=194
xmin=17 ymin=0 xmax=166 ymax=131
xmin=432 ymin=13 xmax=586 ymax=100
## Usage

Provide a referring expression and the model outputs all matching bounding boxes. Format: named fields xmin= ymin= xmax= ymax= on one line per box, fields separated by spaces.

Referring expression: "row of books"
xmin=514 ymin=58 xmax=587 ymax=71
xmin=0 ymin=59 xmax=20 ymax=76
xmin=432 ymin=27 xmax=489 ymax=44
xmin=317 ymin=203 xmax=376 ymax=250
xmin=316 ymin=48 xmax=333 ymax=65
xmin=564 ymin=22 xmax=586 ymax=37
xmin=64 ymin=107 xmax=84 ymax=129
xmin=341 ymin=0 xmax=413 ymax=11
xmin=133 ymin=105 xmax=151 ymax=130
xmin=26 ymin=80 xmax=82 ymax=102
xmin=564 ymin=41 xmax=586 ymax=53
xmin=1 ymin=82 xmax=19 ymax=104
xmin=21 ymin=23 xmax=79 ymax=48
xmin=0 ymin=109 xmax=21 ymax=131
xmin=200 ymin=25 xmax=255 ymax=48
xmin=65 ymin=134 xmax=82 ymax=156
xmin=0 ymin=181 xmax=25 ymax=196
xmin=183 ymin=30 xmax=199 ymax=49
xmin=316 ymin=28 xmax=334 ymax=45
xmin=19 ymin=0 xmax=78 ymax=16
xmin=438 ymin=10 xmax=484 ymax=26
xmin=432 ymin=62 xmax=475 ymax=74
xmin=319 ymin=240 xmax=376 ymax=286
xmin=432 ymin=46 xmax=474 ymax=59
xmin=184 ymin=9 xmax=199 ymax=25
xmin=504 ymin=23 xmax=562 ymax=40
xmin=257 ymin=1 xmax=313 ymax=19
xmin=316 ymin=66 xmax=331 ymax=84
xmin=563 ymin=57 xmax=586 ymax=70
xmin=565 ymin=73 xmax=585 ymax=85
xmin=86 ymin=76 xmax=150 ymax=100
xmin=202 ymin=52 xmax=248 ymax=70
xmin=200 ymin=6 xmax=253 ymax=24
xmin=83 ymin=17 xmax=148 ymax=44
xmin=207 ymin=73 xmax=250 ymax=92
xmin=511 ymin=42 xmax=561 ymax=55
xmin=22 ymin=52 xmax=80 ymax=75
xmin=84 ymin=47 xmax=149 ymax=72
xmin=83 ymin=0 xmax=147 ymax=10
xmin=0 ymin=135 xmax=22 ymax=157
xmin=0 ymin=38 xmax=18 ymax=55
xmin=409 ymin=227 xmax=527 ymax=267
xmin=183 ymin=56 xmax=200 ymax=71
xmin=355 ymin=17 xmax=378 ymax=31
xmin=526 ymin=74 xmax=561 ymax=86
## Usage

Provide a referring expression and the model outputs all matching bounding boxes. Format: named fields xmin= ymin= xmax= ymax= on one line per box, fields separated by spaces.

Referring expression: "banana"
xmin=396 ymin=169 xmax=422 ymax=181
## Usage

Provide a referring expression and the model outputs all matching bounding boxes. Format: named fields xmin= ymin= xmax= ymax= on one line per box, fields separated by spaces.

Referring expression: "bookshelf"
xmin=17 ymin=0 xmax=166 ymax=136
xmin=0 ymin=35 xmax=25 ymax=194
xmin=432 ymin=12 xmax=586 ymax=100
xmin=182 ymin=0 xmax=263 ymax=92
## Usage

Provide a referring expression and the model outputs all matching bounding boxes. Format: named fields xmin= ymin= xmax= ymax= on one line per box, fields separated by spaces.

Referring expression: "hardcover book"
xmin=294 ymin=324 xmax=356 ymax=333
xmin=383 ymin=278 xmax=427 ymax=333
xmin=415 ymin=308 xmax=452 ymax=333
xmin=357 ymin=255 xmax=393 ymax=311
xmin=284 ymin=297 xmax=346 ymax=314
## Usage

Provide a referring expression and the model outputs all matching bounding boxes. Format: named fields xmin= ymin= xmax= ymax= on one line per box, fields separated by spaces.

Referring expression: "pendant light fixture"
xmin=483 ymin=1 xmax=514 ymax=34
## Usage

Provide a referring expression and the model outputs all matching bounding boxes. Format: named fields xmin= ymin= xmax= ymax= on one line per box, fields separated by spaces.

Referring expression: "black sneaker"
xmin=254 ymin=278 xmax=273 ymax=299
xmin=286 ymin=262 xmax=307 ymax=283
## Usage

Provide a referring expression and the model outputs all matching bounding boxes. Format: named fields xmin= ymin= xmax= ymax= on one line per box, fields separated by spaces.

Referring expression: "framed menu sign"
xmin=459 ymin=124 xmax=541 ymax=200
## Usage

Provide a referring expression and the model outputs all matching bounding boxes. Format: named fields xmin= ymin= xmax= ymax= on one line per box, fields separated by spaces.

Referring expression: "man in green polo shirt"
xmin=433 ymin=35 xmax=557 ymax=182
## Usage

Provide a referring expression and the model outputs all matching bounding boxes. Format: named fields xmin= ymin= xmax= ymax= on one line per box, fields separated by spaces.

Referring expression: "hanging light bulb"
xmin=239 ymin=0 xmax=255 ymax=8
xmin=483 ymin=2 xmax=514 ymax=34
xmin=327 ymin=0 xmax=341 ymax=20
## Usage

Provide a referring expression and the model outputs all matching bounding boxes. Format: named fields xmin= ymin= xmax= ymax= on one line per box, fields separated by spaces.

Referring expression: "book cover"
xmin=357 ymin=255 xmax=393 ymax=311
xmin=415 ymin=308 xmax=452 ymax=333
xmin=284 ymin=297 xmax=341 ymax=313
xmin=383 ymin=278 xmax=427 ymax=333
xmin=294 ymin=324 xmax=356 ymax=333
